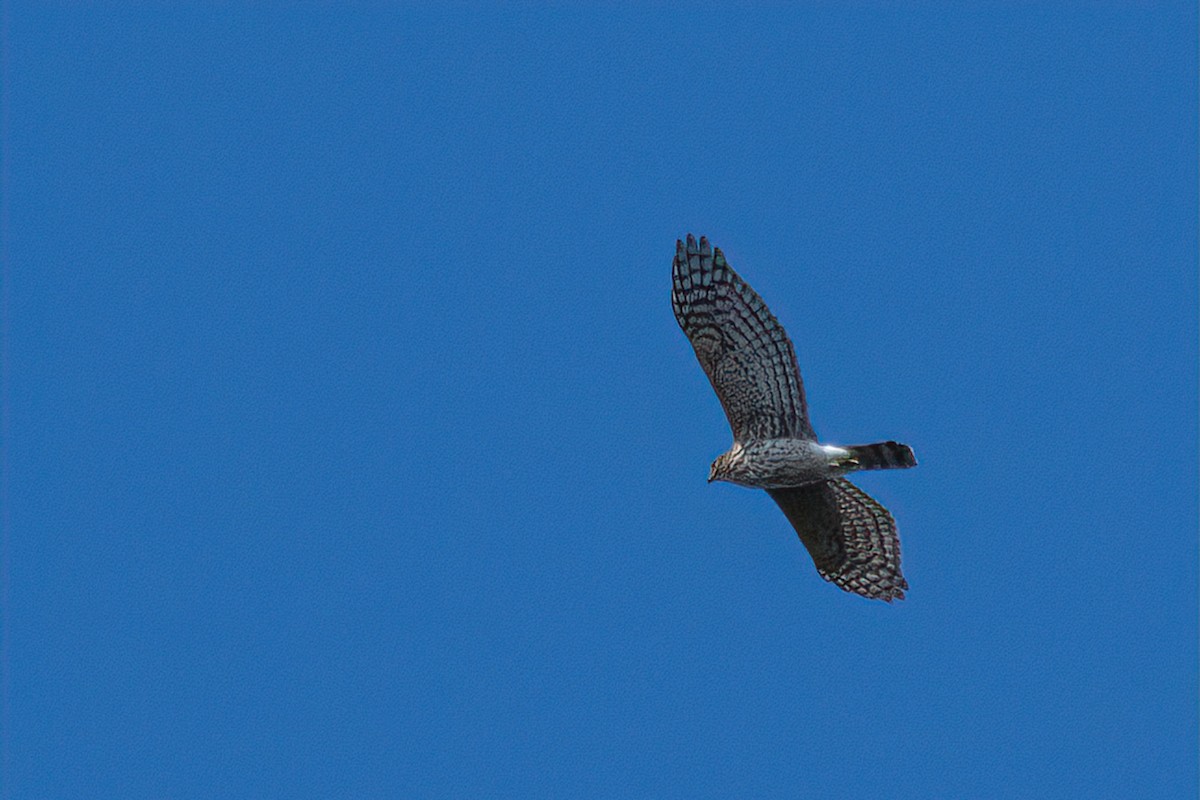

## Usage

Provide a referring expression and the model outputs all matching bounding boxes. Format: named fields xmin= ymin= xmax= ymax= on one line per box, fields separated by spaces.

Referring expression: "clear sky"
xmin=6 ymin=3 xmax=1197 ymax=798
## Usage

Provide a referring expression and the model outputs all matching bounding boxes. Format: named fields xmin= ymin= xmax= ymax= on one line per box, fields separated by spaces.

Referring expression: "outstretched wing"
xmin=767 ymin=479 xmax=908 ymax=602
xmin=672 ymin=234 xmax=815 ymax=442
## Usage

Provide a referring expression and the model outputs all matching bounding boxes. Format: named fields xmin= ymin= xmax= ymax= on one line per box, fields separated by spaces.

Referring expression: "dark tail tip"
xmin=849 ymin=441 xmax=917 ymax=470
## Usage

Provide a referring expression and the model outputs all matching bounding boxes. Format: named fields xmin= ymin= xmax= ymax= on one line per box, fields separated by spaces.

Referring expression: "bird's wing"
xmin=671 ymin=234 xmax=814 ymax=442
xmin=767 ymin=479 xmax=908 ymax=601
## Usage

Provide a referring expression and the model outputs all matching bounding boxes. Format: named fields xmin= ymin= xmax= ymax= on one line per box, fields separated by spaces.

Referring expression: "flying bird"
xmin=671 ymin=234 xmax=917 ymax=601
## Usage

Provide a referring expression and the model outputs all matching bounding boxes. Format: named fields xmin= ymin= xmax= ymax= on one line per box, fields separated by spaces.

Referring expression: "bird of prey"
xmin=671 ymin=234 xmax=917 ymax=601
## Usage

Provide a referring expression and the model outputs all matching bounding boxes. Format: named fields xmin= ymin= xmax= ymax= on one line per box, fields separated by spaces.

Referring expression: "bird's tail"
xmin=846 ymin=441 xmax=917 ymax=471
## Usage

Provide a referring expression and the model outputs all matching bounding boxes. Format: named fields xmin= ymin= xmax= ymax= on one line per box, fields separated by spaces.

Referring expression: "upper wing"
xmin=671 ymin=234 xmax=815 ymax=442
xmin=767 ymin=479 xmax=908 ymax=602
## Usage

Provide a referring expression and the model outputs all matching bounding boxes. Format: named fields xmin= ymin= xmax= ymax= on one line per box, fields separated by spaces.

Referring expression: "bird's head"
xmin=708 ymin=444 xmax=744 ymax=483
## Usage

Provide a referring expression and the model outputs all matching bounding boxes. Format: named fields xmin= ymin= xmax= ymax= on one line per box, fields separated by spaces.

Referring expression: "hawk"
xmin=671 ymin=234 xmax=917 ymax=601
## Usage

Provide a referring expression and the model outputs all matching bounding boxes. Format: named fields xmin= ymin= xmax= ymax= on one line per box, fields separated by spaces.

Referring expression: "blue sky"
xmin=6 ymin=3 xmax=1197 ymax=797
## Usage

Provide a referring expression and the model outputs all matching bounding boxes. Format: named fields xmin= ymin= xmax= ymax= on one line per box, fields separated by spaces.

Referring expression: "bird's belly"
xmin=727 ymin=440 xmax=837 ymax=488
